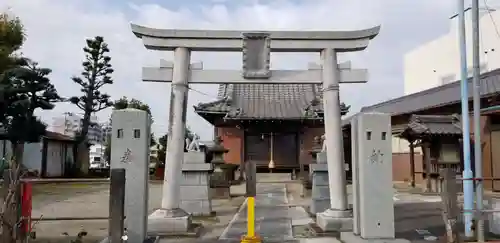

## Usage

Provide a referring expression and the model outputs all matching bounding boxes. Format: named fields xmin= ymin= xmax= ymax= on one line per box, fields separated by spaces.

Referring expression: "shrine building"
xmin=194 ymin=83 xmax=349 ymax=172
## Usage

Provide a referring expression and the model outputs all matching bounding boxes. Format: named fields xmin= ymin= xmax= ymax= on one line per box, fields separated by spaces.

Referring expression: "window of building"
xmin=117 ymin=129 xmax=123 ymax=138
xmin=134 ymin=129 xmax=141 ymax=138
xmin=366 ymin=131 xmax=372 ymax=140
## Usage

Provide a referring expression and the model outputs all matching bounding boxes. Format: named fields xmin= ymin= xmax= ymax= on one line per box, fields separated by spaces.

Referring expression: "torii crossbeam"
xmin=143 ymin=60 xmax=368 ymax=84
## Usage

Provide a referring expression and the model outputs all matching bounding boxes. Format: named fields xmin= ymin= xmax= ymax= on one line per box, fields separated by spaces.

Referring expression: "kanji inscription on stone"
xmin=121 ymin=148 xmax=132 ymax=163
xmin=369 ymin=149 xmax=384 ymax=164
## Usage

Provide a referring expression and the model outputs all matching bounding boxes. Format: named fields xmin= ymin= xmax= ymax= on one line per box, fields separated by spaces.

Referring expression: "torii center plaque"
xmin=242 ymin=32 xmax=271 ymax=79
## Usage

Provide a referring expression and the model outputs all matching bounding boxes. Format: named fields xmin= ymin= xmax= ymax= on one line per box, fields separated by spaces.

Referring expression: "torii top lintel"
xmin=130 ymin=23 xmax=380 ymax=52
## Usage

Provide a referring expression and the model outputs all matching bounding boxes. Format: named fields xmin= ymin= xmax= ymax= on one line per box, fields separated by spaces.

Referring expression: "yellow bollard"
xmin=241 ymin=197 xmax=261 ymax=243
xmin=247 ymin=197 xmax=255 ymax=237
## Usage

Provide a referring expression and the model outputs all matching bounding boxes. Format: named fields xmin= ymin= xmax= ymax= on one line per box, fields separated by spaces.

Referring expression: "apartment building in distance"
xmin=51 ymin=112 xmax=104 ymax=145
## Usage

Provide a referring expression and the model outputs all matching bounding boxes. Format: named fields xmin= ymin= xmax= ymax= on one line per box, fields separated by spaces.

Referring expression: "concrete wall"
xmin=0 ymin=140 xmax=42 ymax=173
xmin=23 ymin=142 xmax=43 ymax=174
xmin=0 ymin=139 xmax=74 ymax=177
xmin=404 ymin=8 xmax=499 ymax=95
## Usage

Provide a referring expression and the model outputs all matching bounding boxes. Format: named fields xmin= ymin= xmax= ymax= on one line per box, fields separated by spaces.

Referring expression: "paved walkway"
xmin=219 ymin=184 xmax=298 ymax=241
xmin=393 ymin=192 xmax=443 ymax=204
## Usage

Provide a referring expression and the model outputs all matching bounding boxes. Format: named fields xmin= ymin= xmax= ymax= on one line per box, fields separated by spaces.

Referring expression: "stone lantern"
xmin=301 ymin=136 xmax=323 ymax=197
xmin=309 ymin=136 xmax=323 ymax=162
xmin=208 ymin=136 xmax=234 ymax=199
xmin=210 ymin=136 xmax=228 ymax=165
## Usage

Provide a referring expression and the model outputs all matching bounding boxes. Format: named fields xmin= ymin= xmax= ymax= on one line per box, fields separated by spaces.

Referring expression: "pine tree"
xmin=0 ymin=13 xmax=61 ymax=242
xmin=70 ymin=36 xmax=114 ymax=174
xmin=5 ymin=60 xmax=61 ymax=163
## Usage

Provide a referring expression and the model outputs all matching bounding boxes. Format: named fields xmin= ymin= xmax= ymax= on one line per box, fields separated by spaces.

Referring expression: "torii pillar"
xmin=131 ymin=24 xmax=380 ymax=234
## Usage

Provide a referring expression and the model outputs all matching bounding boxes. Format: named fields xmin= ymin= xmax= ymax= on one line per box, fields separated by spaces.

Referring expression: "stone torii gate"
xmin=131 ymin=24 xmax=380 ymax=234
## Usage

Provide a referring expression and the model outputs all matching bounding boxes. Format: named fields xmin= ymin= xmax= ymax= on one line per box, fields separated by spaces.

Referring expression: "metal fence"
xmin=438 ymin=168 xmax=500 ymax=243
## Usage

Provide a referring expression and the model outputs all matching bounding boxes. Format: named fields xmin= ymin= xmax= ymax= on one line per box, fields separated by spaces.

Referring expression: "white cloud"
xmin=1 ymin=0 xmax=465 ymax=140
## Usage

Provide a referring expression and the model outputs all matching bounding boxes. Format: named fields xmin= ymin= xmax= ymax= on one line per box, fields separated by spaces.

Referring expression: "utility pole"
xmin=457 ymin=0 xmax=474 ymax=238
xmin=471 ymin=0 xmax=484 ymax=241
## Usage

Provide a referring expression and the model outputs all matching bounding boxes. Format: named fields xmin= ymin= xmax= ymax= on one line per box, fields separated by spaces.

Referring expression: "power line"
xmin=188 ymin=86 xmax=219 ymax=99
xmin=482 ymin=0 xmax=500 ymax=39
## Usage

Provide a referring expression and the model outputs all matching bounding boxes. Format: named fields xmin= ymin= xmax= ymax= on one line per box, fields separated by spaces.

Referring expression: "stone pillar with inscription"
xmin=110 ymin=108 xmax=150 ymax=243
xmin=341 ymin=112 xmax=409 ymax=243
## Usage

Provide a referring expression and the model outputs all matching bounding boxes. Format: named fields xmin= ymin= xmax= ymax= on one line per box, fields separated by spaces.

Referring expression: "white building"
xmin=404 ymin=7 xmax=498 ymax=95
xmin=393 ymin=7 xmax=500 ymax=153
xmin=89 ymin=144 xmax=108 ymax=168
xmin=51 ymin=112 xmax=80 ymax=136
xmin=101 ymin=122 xmax=112 ymax=144
xmin=51 ymin=112 xmax=104 ymax=144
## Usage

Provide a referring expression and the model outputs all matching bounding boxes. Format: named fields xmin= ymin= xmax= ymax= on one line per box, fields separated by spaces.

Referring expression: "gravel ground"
xmin=29 ymin=182 xmax=162 ymax=241
xmin=27 ymin=182 xmax=247 ymax=242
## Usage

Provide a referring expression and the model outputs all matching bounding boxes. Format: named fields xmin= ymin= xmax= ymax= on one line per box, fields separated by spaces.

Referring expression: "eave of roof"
xmin=195 ymin=83 xmax=326 ymax=120
xmin=131 ymin=24 xmax=381 ymax=41
xmin=360 ymin=68 xmax=500 ymax=116
xmin=402 ymin=114 xmax=462 ymax=136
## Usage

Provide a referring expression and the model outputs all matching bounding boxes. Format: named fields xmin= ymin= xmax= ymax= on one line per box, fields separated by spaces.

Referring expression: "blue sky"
xmin=1 ymin=0 xmax=495 ymax=139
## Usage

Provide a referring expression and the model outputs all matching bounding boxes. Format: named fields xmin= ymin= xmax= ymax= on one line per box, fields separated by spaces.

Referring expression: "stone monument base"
xmin=310 ymin=198 xmax=329 ymax=214
xmin=341 ymin=232 xmax=410 ymax=243
xmin=147 ymin=208 xmax=192 ymax=235
xmin=316 ymin=209 xmax=353 ymax=232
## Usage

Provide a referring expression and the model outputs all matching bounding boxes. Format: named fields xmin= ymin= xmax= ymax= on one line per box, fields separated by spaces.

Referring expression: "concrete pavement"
xmin=157 ymin=183 xmax=311 ymax=243
xmin=219 ymin=184 xmax=294 ymax=241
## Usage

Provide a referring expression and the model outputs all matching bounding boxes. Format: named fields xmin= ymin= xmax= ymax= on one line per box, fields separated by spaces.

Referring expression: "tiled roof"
xmin=229 ymin=84 xmax=321 ymax=119
xmin=44 ymin=131 xmax=76 ymax=142
xmin=361 ymin=69 xmax=500 ymax=115
xmin=195 ymin=83 xmax=349 ymax=120
xmin=399 ymin=114 xmax=462 ymax=137
xmin=194 ymin=97 xmax=232 ymax=114
xmin=0 ymin=129 xmax=75 ymax=142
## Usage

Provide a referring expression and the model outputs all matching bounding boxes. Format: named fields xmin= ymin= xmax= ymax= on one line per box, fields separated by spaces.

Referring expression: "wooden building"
xmin=194 ymin=83 xmax=349 ymax=172
xmin=397 ymin=114 xmax=462 ymax=192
